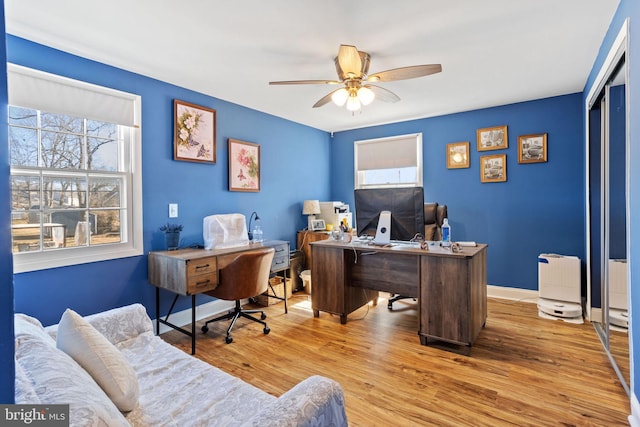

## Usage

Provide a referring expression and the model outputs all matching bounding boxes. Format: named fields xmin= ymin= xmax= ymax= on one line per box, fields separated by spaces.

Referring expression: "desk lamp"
xmin=248 ymin=211 xmax=260 ymax=240
xmin=302 ymin=200 xmax=321 ymax=231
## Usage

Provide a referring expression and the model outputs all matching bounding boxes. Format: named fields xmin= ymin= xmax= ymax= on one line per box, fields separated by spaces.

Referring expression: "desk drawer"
xmin=187 ymin=256 xmax=217 ymax=276
xmin=186 ymin=257 xmax=218 ymax=293
xmin=269 ymin=242 xmax=290 ymax=272
xmin=186 ymin=272 xmax=218 ymax=294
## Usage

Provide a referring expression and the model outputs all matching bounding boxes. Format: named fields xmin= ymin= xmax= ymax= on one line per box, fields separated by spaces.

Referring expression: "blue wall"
xmin=0 ymin=0 xmax=16 ymax=404
xmin=8 ymin=36 xmax=331 ymax=326
xmin=330 ymin=94 xmax=585 ymax=291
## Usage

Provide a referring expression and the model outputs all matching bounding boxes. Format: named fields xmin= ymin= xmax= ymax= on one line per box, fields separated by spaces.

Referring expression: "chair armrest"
xmin=241 ymin=375 xmax=348 ymax=427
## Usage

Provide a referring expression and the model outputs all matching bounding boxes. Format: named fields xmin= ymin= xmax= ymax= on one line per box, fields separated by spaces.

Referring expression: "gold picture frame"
xmin=480 ymin=154 xmax=507 ymax=183
xmin=174 ymin=100 xmax=216 ymax=163
xmin=518 ymin=133 xmax=547 ymax=163
xmin=228 ymin=138 xmax=260 ymax=192
xmin=477 ymin=125 xmax=508 ymax=151
xmin=446 ymin=142 xmax=470 ymax=169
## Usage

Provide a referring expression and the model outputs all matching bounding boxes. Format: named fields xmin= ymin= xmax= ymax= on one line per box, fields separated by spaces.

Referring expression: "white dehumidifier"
xmin=537 ymin=254 xmax=582 ymax=320
xmin=609 ymin=259 xmax=628 ymax=329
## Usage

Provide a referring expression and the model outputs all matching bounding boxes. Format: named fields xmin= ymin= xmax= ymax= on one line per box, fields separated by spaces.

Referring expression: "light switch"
xmin=169 ymin=203 xmax=178 ymax=218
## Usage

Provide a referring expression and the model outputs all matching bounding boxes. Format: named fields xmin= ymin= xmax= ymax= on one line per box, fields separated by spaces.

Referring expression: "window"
xmin=8 ymin=64 xmax=142 ymax=273
xmin=354 ymin=133 xmax=423 ymax=189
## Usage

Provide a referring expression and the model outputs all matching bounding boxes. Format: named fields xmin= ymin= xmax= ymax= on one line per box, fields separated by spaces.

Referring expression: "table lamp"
xmin=302 ymin=199 xmax=321 ymax=231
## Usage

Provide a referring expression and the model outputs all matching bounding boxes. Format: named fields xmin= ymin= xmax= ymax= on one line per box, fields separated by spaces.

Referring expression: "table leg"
xmin=155 ymin=287 xmax=160 ymax=335
xmin=191 ymin=295 xmax=196 ymax=355
xmin=283 ymin=272 xmax=288 ymax=314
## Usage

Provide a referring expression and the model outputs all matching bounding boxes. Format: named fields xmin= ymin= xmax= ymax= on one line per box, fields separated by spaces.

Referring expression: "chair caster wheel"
xmin=261 ymin=313 xmax=267 ymax=320
xmin=387 ymin=303 xmax=393 ymax=310
xmin=225 ymin=335 xmax=233 ymax=344
xmin=263 ymin=327 xmax=270 ymax=335
xmin=201 ymin=325 xmax=209 ymax=333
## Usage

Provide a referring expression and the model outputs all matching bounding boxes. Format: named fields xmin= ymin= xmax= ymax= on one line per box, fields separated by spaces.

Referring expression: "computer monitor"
xmin=354 ymin=187 xmax=425 ymax=241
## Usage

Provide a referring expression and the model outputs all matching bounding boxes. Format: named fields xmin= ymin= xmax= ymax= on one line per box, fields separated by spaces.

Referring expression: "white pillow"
xmin=14 ymin=314 xmax=129 ymax=426
xmin=56 ymin=308 xmax=140 ymax=412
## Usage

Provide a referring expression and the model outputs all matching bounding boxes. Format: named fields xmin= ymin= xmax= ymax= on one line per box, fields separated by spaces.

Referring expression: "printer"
xmin=319 ymin=202 xmax=352 ymax=230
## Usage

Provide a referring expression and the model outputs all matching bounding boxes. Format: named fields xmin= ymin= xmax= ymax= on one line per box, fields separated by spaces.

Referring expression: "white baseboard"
xmin=153 ymin=299 xmax=236 ymax=335
xmin=629 ymin=392 xmax=640 ymax=426
xmin=487 ymin=285 xmax=538 ymax=303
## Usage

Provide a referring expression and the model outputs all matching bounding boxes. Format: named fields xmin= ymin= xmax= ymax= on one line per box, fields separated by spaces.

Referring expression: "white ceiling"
xmin=5 ymin=0 xmax=619 ymax=133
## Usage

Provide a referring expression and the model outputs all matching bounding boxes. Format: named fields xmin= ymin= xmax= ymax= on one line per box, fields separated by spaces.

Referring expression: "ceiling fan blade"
xmin=366 ymin=64 xmax=442 ymax=82
xmin=269 ymin=79 xmax=341 ymax=85
xmin=312 ymin=88 xmax=343 ymax=108
xmin=366 ymin=85 xmax=401 ymax=103
xmin=337 ymin=45 xmax=362 ymax=77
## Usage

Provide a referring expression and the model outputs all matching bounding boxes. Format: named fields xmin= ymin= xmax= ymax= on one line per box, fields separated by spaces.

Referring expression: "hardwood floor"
xmin=161 ymin=294 xmax=630 ymax=426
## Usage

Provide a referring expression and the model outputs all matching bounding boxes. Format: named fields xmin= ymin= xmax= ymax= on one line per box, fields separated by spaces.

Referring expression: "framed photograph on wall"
xmin=446 ymin=141 xmax=470 ymax=169
xmin=477 ymin=125 xmax=508 ymax=151
xmin=228 ymin=138 xmax=260 ymax=192
xmin=480 ymin=154 xmax=507 ymax=183
xmin=174 ymin=100 xmax=216 ymax=163
xmin=518 ymin=133 xmax=548 ymax=163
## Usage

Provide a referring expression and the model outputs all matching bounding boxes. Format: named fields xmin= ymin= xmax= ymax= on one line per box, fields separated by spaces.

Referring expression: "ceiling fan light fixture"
xmin=346 ymin=93 xmax=361 ymax=111
xmin=357 ymin=86 xmax=375 ymax=106
xmin=331 ymin=88 xmax=349 ymax=106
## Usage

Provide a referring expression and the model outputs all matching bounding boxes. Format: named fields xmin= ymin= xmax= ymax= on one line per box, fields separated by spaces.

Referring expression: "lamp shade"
xmin=302 ymin=199 xmax=321 ymax=215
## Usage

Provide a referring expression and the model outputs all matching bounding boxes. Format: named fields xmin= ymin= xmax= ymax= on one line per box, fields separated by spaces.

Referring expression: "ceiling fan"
xmin=269 ymin=44 xmax=442 ymax=111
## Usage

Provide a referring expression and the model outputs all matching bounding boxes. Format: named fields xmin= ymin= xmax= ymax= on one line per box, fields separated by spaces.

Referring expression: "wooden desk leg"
xmin=340 ymin=314 xmax=347 ymax=324
xmin=190 ymin=295 xmax=196 ymax=355
xmin=313 ymin=309 xmax=320 ymax=317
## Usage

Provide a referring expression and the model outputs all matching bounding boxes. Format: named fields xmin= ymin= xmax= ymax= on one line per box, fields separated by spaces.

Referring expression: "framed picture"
xmin=310 ymin=219 xmax=326 ymax=231
xmin=480 ymin=154 xmax=507 ymax=183
xmin=446 ymin=141 xmax=470 ymax=169
xmin=174 ymin=100 xmax=216 ymax=163
xmin=477 ymin=125 xmax=508 ymax=151
xmin=518 ymin=133 xmax=548 ymax=163
xmin=228 ymin=138 xmax=260 ymax=192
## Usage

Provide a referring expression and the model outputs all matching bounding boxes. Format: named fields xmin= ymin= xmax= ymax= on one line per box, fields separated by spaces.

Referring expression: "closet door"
xmin=588 ymin=56 xmax=629 ymax=394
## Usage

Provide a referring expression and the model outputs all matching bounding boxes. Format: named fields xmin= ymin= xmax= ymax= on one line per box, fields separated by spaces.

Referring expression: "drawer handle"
xmin=195 ymin=263 xmax=210 ymax=270
xmin=195 ymin=279 xmax=211 ymax=287
xmin=275 ymin=247 xmax=286 ymax=252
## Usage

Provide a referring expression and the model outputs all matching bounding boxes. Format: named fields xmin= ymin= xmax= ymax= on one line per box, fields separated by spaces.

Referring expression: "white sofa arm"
xmin=242 ymin=375 xmax=348 ymax=427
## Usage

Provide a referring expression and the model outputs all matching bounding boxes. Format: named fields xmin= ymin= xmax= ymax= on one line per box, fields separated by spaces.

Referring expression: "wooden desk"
xmin=310 ymin=239 xmax=487 ymax=353
xmin=148 ymin=240 xmax=289 ymax=354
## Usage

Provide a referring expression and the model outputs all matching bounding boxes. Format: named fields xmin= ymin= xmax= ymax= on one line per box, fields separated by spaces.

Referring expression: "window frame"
xmin=8 ymin=64 xmax=143 ymax=273
xmin=354 ymin=133 xmax=423 ymax=189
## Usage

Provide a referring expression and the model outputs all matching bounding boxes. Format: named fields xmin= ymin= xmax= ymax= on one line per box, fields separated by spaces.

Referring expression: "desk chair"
xmin=388 ymin=202 xmax=448 ymax=310
xmin=201 ymin=247 xmax=275 ymax=343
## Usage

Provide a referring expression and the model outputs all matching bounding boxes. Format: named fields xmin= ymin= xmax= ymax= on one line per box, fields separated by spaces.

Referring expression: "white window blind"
xmin=356 ymin=134 xmax=419 ymax=170
xmin=8 ymin=64 xmax=137 ymax=127
xmin=354 ymin=133 xmax=423 ymax=189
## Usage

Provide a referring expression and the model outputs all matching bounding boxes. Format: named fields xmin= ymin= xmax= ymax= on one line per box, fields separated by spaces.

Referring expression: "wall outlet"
xmin=169 ymin=203 xmax=178 ymax=218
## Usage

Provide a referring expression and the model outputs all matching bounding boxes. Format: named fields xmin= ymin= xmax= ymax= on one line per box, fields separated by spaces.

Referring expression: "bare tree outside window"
xmin=9 ymin=106 xmax=125 ymax=253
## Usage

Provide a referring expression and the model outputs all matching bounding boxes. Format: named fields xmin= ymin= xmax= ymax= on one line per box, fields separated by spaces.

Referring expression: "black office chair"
xmin=201 ymin=247 xmax=275 ymax=343
xmin=388 ymin=203 xmax=447 ymax=310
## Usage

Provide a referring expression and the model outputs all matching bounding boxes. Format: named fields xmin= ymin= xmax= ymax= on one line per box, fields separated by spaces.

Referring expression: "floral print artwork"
xmin=229 ymin=139 xmax=260 ymax=191
xmin=174 ymin=100 xmax=216 ymax=163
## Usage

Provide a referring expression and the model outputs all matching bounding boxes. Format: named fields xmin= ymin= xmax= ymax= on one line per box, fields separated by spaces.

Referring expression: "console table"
xmin=148 ymin=240 xmax=290 ymax=354
xmin=310 ymin=239 xmax=487 ymax=353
